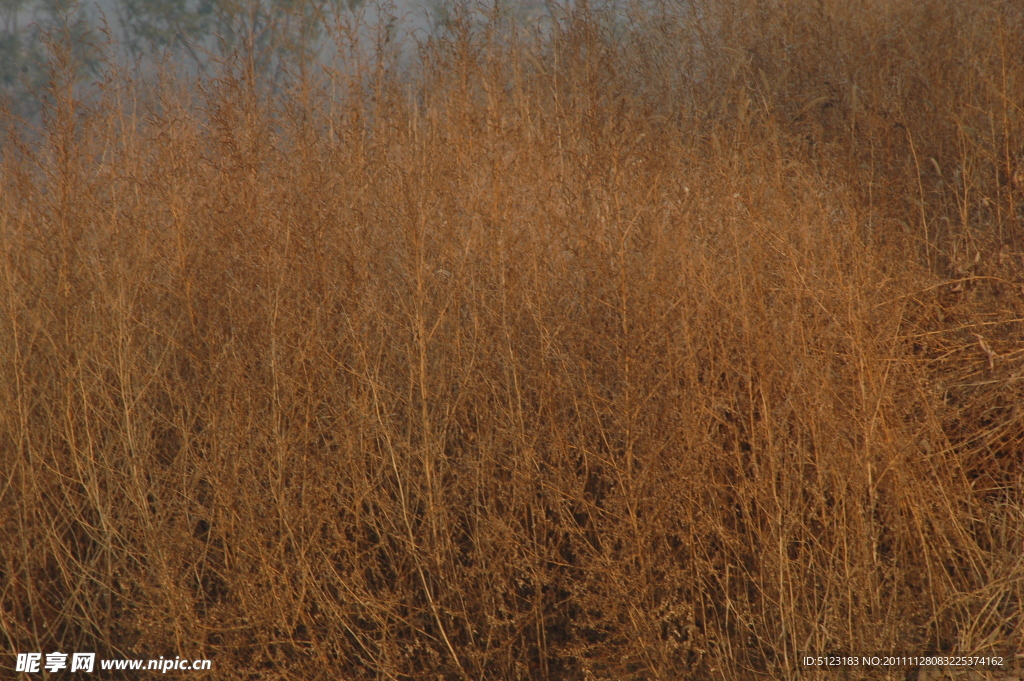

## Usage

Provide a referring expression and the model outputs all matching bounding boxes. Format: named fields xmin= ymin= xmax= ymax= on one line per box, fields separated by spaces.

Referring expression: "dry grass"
xmin=2 ymin=0 xmax=1023 ymax=678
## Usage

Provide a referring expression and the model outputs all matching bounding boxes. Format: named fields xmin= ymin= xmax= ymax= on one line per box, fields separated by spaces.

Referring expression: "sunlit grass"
xmin=1 ymin=0 xmax=1022 ymax=678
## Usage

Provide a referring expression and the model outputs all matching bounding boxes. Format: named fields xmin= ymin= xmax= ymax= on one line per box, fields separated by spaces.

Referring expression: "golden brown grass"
xmin=1 ymin=0 xmax=1023 ymax=678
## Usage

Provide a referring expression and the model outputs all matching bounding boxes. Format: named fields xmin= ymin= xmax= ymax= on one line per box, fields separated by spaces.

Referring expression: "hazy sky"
xmin=3 ymin=0 xmax=569 ymax=80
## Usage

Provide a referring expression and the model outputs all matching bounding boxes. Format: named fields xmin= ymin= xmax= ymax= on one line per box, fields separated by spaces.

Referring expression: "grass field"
xmin=2 ymin=0 xmax=1023 ymax=678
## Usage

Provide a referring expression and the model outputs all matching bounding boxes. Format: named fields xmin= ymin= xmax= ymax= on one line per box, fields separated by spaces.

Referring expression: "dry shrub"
xmin=1 ymin=0 xmax=1023 ymax=679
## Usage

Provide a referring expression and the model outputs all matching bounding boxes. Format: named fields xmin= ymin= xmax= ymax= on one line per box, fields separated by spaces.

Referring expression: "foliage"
xmin=2 ymin=1 xmax=1023 ymax=679
xmin=1 ymin=0 xmax=108 ymax=121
